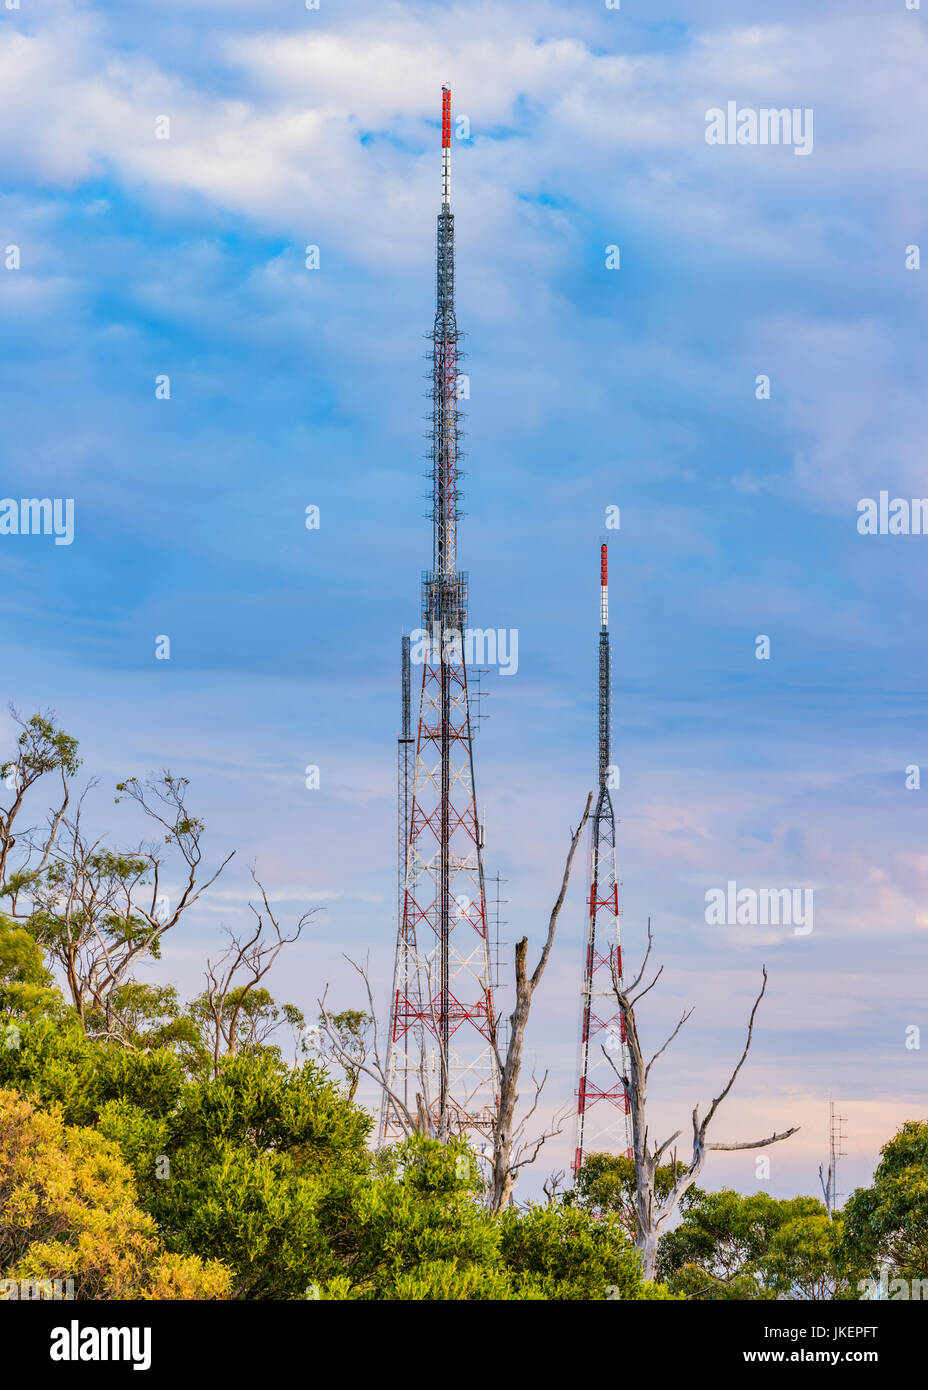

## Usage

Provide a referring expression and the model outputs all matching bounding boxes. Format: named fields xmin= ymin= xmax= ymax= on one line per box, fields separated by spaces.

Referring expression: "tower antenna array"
xmin=819 ymin=1100 xmax=848 ymax=1216
xmin=381 ymin=88 xmax=500 ymax=1141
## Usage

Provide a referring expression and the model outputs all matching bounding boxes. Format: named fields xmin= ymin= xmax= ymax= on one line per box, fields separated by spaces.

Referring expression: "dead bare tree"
xmin=198 ymin=871 xmax=317 ymax=1077
xmin=610 ymin=921 xmax=798 ymax=1279
xmin=487 ymin=791 xmax=592 ymax=1212
xmin=542 ymin=1169 xmax=567 ymax=1205
xmin=317 ymin=955 xmax=438 ymax=1135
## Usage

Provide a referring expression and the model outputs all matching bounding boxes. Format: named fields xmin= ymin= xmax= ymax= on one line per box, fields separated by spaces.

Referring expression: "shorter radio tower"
xmin=573 ymin=543 xmax=632 ymax=1174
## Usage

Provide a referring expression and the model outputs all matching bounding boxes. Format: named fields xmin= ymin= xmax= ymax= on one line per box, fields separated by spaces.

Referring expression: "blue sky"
xmin=1 ymin=0 xmax=927 ymax=1199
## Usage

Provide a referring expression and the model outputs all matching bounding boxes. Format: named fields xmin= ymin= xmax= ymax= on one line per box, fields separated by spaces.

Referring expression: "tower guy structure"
xmin=380 ymin=87 xmax=500 ymax=1144
xmin=573 ymin=543 xmax=633 ymax=1173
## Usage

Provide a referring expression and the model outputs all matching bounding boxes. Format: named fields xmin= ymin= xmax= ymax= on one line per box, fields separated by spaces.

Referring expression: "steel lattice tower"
xmin=381 ymin=87 xmax=500 ymax=1143
xmin=573 ymin=544 xmax=632 ymax=1173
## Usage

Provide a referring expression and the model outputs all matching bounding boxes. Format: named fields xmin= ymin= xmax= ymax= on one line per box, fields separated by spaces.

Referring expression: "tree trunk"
xmin=639 ymin=1227 xmax=659 ymax=1282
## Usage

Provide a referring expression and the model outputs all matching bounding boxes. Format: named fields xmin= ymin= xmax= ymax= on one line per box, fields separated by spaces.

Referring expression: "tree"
xmin=323 ymin=1134 xmax=514 ymax=1299
xmin=657 ymin=1188 xmax=856 ymax=1300
xmin=191 ymin=872 xmax=312 ymax=1077
xmin=0 ymin=1088 xmax=231 ymax=1298
xmin=15 ymin=772 xmax=232 ymax=1040
xmin=307 ymin=1009 xmax=373 ymax=1102
xmin=568 ymin=1151 xmax=695 ymax=1242
xmin=0 ymin=1009 xmax=188 ymax=1132
xmin=0 ymin=913 xmax=61 ymax=1026
xmin=316 ymin=956 xmax=433 ymax=1137
xmin=498 ymin=1201 xmax=673 ymax=1301
xmin=97 ymin=980 xmax=204 ymax=1063
xmin=659 ymin=1187 xmax=783 ymax=1298
xmin=3 ymin=710 xmax=853 ymax=1302
xmin=611 ymin=921 xmax=798 ymax=1279
xmin=0 ymin=709 xmax=78 ymax=908
xmin=0 ymin=940 xmax=685 ymax=1301
xmin=135 ymin=1051 xmax=373 ymax=1298
xmin=765 ymin=1210 xmax=858 ymax=1301
xmin=843 ymin=1121 xmax=928 ymax=1282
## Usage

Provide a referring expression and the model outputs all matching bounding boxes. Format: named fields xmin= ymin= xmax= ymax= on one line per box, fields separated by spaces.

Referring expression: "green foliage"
xmin=312 ymin=1008 xmax=373 ymax=1101
xmin=149 ymin=1141 xmax=337 ymax=1299
xmin=499 ymin=1202 xmax=669 ymax=1300
xmin=137 ymin=1052 xmax=373 ymax=1298
xmin=659 ymin=1187 xmax=859 ymax=1300
xmin=4 ymin=977 xmax=921 ymax=1301
xmin=332 ymin=1135 xmax=503 ymax=1297
xmin=165 ymin=1051 xmax=371 ymax=1167
xmin=0 ymin=1013 xmax=186 ymax=1127
xmin=843 ymin=1121 xmax=928 ymax=1280
xmin=187 ymin=985 xmax=305 ymax=1077
xmin=313 ymin=1136 xmax=666 ymax=1301
xmin=90 ymin=981 xmax=206 ymax=1062
xmin=764 ymin=1212 xmax=859 ymax=1300
xmin=29 ymin=850 xmax=157 ymax=964
xmin=0 ymin=1015 xmax=376 ymax=1299
xmin=659 ymin=1187 xmax=790 ymax=1294
xmin=1 ymin=712 xmax=79 ymax=946
xmin=0 ymin=712 xmax=79 ymax=787
xmin=0 ymin=914 xmax=61 ymax=1023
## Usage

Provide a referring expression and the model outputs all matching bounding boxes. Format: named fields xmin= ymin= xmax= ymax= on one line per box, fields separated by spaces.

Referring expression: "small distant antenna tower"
xmin=819 ymin=1100 xmax=848 ymax=1216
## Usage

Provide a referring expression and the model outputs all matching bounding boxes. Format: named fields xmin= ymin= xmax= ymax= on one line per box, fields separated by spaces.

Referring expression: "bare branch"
xmin=707 ymin=1128 xmax=799 ymax=1152
xmin=199 ymin=872 xmax=316 ymax=1074
xmin=627 ymin=963 xmax=664 ymax=1009
xmin=644 ymin=1006 xmax=694 ymax=1081
xmin=529 ymin=793 xmax=593 ymax=992
xmin=696 ymin=967 xmax=769 ymax=1146
xmin=652 ymin=1130 xmax=683 ymax=1165
xmin=623 ymin=916 xmax=654 ymax=996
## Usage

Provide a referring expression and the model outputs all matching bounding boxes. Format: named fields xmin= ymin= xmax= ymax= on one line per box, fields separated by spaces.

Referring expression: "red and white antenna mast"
xmin=441 ymin=83 xmax=452 ymax=209
xmin=380 ymin=88 xmax=500 ymax=1144
xmin=573 ymin=543 xmax=632 ymax=1173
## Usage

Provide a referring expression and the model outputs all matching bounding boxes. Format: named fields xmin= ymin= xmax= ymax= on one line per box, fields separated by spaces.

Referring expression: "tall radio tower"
xmin=573 ymin=543 xmax=633 ymax=1173
xmin=380 ymin=87 xmax=500 ymax=1143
